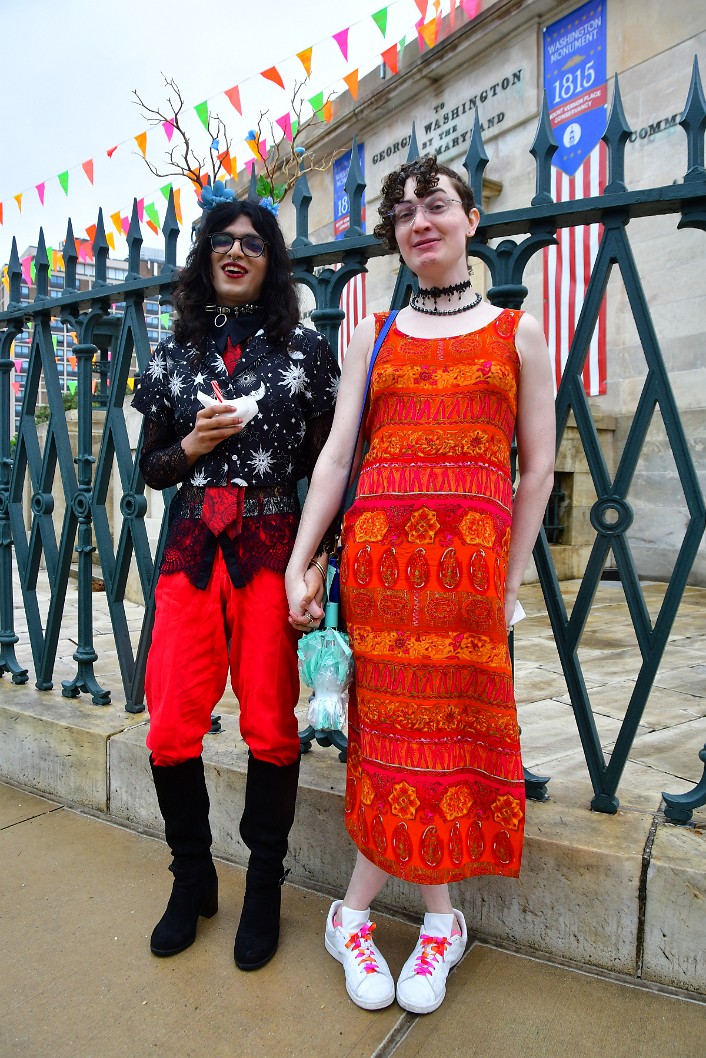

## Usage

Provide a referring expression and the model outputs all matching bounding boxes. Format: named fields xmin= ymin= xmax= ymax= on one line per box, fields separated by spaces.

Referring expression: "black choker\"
xmin=206 ymin=303 xmax=261 ymax=327
xmin=410 ymin=280 xmax=482 ymax=316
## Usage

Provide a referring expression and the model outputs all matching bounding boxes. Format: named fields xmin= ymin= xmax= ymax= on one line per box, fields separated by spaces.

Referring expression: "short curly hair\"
xmin=373 ymin=155 xmax=476 ymax=253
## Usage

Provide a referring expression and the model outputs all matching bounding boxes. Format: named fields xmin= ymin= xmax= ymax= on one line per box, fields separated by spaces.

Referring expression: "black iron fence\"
xmin=1 ymin=62 xmax=705 ymax=819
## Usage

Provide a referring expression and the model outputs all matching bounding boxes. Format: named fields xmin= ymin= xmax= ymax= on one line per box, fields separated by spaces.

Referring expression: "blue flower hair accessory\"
xmin=258 ymin=196 xmax=279 ymax=217
xmin=198 ymin=182 xmax=237 ymax=211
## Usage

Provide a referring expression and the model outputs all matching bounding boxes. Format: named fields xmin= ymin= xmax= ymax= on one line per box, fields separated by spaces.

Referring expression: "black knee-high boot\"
xmin=234 ymin=752 xmax=300 ymax=971
xmin=150 ymin=755 xmax=218 ymax=957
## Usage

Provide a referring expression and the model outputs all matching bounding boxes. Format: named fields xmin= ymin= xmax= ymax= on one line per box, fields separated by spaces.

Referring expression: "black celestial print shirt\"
xmin=131 ymin=325 xmax=340 ymax=589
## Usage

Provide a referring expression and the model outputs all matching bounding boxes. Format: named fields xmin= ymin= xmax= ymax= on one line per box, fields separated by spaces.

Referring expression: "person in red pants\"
xmin=132 ymin=188 xmax=339 ymax=969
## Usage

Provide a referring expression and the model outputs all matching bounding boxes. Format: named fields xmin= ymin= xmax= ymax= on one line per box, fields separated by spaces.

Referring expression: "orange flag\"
xmin=135 ymin=132 xmax=148 ymax=157
xmin=419 ymin=18 xmax=438 ymax=48
xmin=297 ymin=47 xmax=313 ymax=77
xmin=343 ymin=69 xmax=359 ymax=100
xmin=110 ymin=211 xmax=123 ymax=235
xmin=173 ymin=188 xmax=183 ymax=225
xmin=322 ymin=100 xmax=333 ymax=122
xmin=217 ymin=150 xmax=233 ymax=176
xmin=14 ymin=193 xmax=22 ymax=212
xmin=106 ymin=232 xmax=116 ymax=251
xmin=261 ymin=66 xmax=285 ymax=89
xmin=85 ymin=224 xmax=97 ymax=244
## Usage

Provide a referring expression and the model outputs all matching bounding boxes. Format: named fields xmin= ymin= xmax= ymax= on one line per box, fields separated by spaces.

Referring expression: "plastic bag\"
xmin=297 ymin=627 xmax=354 ymax=732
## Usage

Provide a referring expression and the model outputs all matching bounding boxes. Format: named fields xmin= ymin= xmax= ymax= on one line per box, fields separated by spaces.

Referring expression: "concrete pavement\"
xmin=2 ymin=781 xmax=705 ymax=1058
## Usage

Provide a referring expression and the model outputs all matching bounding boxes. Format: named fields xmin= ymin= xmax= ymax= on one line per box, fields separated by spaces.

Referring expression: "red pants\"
xmin=145 ymin=552 xmax=301 ymax=767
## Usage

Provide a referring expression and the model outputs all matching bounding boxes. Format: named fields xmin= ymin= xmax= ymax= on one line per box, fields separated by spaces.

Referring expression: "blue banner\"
xmin=543 ymin=0 xmax=607 ymax=176
xmin=333 ymin=143 xmax=365 ymax=239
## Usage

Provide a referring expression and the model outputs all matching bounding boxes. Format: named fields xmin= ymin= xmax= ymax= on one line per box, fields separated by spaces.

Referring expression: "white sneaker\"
xmin=396 ymin=909 xmax=467 ymax=1014
xmin=324 ymin=900 xmax=395 ymax=1010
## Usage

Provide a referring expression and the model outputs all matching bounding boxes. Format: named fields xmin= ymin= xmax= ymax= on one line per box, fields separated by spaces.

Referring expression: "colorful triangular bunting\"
xmin=110 ymin=211 xmax=123 ymax=235
xmin=14 ymin=193 xmax=22 ymax=213
xmin=297 ymin=47 xmax=313 ymax=77
xmin=160 ymin=183 xmax=173 ymax=202
xmin=135 ymin=131 xmax=148 ymax=157
xmin=36 ymin=183 xmax=46 ymax=206
xmin=333 ymin=28 xmax=349 ymax=61
xmin=372 ymin=7 xmax=388 ymax=37
xmin=419 ymin=18 xmax=438 ymax=49
xmin=58 ymin=171 xmax=69 ymax=195
xmin=217 ymin=150 xmax=233 ymax=176
xmin=107 ymin=145 xmax=118 ymax=158
xmin=82 ymin=159 xmax=94 ymax=184
xmin=381 ymin=43 xmax=399 ymax=75
xmin=343 ymin=69 xmax=359 ymax=100
xmin=162 ymin=119 xmax=175 ymax=142
xmin=224 ymin=85 xmax=242 ymax=114
xmin=276 ymin=113 xmax=293 ymax=142
xmin=194 ymin=101 xmax=209 ymax=129
xmin=309 ymin=91 xmax=324 ymax=117
xmin=261 ymin=66 xmax=285 ymax=90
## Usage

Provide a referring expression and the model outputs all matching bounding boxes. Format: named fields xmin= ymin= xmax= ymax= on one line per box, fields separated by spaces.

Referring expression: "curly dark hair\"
xmin=172 ymin=200 xmax=300 ymax=352
xmin=373 ymin=155 xmax=476 ymax=253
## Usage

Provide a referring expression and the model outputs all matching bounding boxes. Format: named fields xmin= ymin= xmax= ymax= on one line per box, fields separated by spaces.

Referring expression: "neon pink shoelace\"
xmin=344 ymin=922 xmax=381 ymax=976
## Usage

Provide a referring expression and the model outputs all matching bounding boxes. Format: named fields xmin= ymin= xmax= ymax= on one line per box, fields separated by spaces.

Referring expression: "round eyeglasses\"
xmin=388 ymin=195 xmax=464 ymax=227
xmin=209 ymin=232 xmax=268 ymax=257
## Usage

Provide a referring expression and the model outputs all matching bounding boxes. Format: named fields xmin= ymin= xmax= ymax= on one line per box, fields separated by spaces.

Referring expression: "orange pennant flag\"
xmin=381 ymin=44 xmax=399 ymax=75
xmin=110 ymin=211 xmax=123 ymax=235
xmin=297 ymin=47 xmax=313 ymax=77
xmin=135 ymin=132 xmax=148 ymax=157
xmin=343 ymin=69 xmax=359 ymax=100
xmin=261 ymin=66 xmax=285 ymax=89
xmin=224 ymin=85 xmax=242 ymax=114
xmin=419 ymin=18 xmax=438 ymax=48
xmin=14 ymin=193 xmax=22 ymax=213
xmin=173 ymin=188 xmax=182 ymax=225
xmin=106 ymin=232 xmax=115 ymax=251
xmin=322 ymin=101 xmax=333 ymax=122
xmin=82 ymin=159 xmax=94 ymax=184
xmin=217 ymin=150 xmax=233 ymax=176
xmin=85 ymin=224 xmax=97 ymax=244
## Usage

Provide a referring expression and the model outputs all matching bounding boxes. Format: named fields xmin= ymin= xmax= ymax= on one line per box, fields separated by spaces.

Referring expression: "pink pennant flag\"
xmin=333 ymin=28 xmax=349 ymax=61
xmin=36 ymin=183 xmax=46 ymax=206
xmin=162 ymin=119 xmax=175 ymax=142
xmin=276 ymin=113 xmax=293 ymax=142
xmin=21 ymin=256 xmax=33 ymax=286
xmin=137 ymin=198 xmax=145 ymax=222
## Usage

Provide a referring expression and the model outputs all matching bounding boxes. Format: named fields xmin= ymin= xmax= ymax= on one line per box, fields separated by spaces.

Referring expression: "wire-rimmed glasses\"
xmin=388 ymin=195 xmax=464 ymax=228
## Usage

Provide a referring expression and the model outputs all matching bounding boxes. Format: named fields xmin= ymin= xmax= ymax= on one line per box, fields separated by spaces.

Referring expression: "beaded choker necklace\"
xmin=205 ymin=303 xmax=261 ymax=328
xmin=410 ymin=278 xmax=482 ymax=316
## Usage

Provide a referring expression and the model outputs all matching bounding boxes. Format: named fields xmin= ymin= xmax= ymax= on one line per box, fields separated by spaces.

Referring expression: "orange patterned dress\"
xmin=340 ymin=309 xmax=525 ymax=884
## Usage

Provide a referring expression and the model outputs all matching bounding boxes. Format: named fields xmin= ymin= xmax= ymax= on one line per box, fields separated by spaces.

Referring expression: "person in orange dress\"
xmin=285 ymin=156 xmax=555 ymax=1015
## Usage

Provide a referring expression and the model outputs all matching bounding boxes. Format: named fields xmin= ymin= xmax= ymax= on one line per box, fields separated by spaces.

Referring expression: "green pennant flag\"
xmin=372 ymin=7 xmax=388 ymax=36
xmin=58 ymin=171 xmax=69 ymax=195
xmin=160 ymin=312 xmax=171 ymax=329
xmin=68 ymin=381 xmax=76 ymax=394
xmin=160 ymin=183 xmax=173 ymax=202
xmin=145 ymin=203 xmax=160 ymax=229
xmin=309 ymin=91 xmax=324 ymax=116
xmin=291 ymin=118 xmax=299 ymax=140
xmin=194 ymin=101 xmax=209 ymax=129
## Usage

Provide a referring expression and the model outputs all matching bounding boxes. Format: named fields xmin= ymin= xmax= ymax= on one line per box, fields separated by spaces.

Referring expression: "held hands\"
xmin=181 ymin=404 xmax=244 ymax=463
xmin=285 ymin=566 xmax=326 ymax=632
